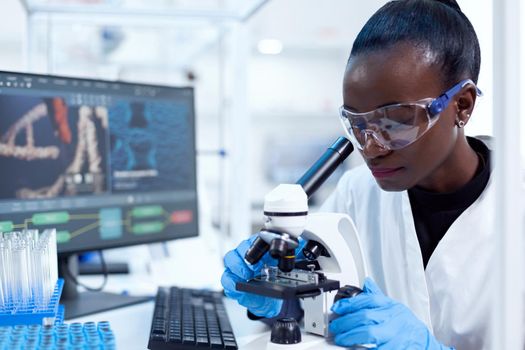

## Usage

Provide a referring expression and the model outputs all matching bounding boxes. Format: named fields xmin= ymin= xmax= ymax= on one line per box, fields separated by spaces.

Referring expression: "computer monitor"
xmin=0 ymin=71 xmax=199 ymax=318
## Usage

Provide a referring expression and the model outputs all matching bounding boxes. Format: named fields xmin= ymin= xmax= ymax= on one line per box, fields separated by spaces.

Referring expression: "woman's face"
xmin=343 ymin=43 xmax=466 ymax=191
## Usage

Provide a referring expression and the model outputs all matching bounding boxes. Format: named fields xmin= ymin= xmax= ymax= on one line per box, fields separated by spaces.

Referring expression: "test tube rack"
xmin=0 ymin=279 xmax=64 ymax=326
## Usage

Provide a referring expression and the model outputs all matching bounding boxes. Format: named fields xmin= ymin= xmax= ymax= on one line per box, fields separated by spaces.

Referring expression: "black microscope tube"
xmin=296 ymin=137 xmax=354 ymax=198
xmin=278 ymin=249 xmax=296 ymax=273
xmin=269 ymin=238 xmax=288 ymax=259
xmin=245 ymin=236 xmax=270 ymax=265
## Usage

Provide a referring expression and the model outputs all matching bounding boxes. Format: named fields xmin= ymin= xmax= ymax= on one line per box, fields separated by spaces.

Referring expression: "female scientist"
xmin=222 ymin=0 xmax=492 ymax=349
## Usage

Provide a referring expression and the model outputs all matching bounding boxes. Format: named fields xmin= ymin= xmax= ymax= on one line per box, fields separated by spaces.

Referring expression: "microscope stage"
xmin=236 ymin=275 xmax=339 ymax=299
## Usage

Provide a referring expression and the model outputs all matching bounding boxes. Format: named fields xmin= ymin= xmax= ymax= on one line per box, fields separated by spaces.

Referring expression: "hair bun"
xmin=435 ymin=0 xmax=462 ymax=12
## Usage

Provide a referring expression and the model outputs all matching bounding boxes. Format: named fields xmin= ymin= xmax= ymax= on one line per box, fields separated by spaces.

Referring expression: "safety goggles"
xmin=339 ymin=79 xmax=482 ymax=151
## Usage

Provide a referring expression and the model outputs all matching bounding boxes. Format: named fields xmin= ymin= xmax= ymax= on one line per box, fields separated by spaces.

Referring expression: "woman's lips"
xmin=370 ymin=167 xmax=404 ymax=178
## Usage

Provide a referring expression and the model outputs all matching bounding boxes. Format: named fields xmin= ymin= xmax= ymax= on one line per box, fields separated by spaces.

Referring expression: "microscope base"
xmin=242 ymin=332 xmax=340 ymax=350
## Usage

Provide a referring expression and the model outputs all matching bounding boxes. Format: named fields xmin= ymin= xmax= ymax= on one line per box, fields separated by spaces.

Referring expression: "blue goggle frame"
xmin=427 ymin=79 xmax=483 ymax=117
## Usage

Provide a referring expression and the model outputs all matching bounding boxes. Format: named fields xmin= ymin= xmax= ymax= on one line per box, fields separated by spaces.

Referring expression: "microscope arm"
xmin=300 ymin=213 xmax=367 ymax=288
xmin=300 ymin=212 xmax=367 ymax=337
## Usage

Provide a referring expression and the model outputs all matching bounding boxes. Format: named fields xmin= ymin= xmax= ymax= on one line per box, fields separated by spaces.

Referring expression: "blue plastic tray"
xmin=0 ymin=279 xmax=64 ymax=326
xmin=0 ymin=321 xmax=116 ymax=350
xmin=54 ymin=305 xmax=65 ymax=326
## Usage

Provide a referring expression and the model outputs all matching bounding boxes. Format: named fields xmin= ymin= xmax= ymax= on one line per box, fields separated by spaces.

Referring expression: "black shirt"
xmin=408 ymin=137 xmax=491 ymax=268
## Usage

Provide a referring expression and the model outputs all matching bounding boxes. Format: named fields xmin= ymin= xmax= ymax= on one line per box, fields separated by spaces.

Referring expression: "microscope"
xmin=236 ymin=137 xmax=369 ymax=349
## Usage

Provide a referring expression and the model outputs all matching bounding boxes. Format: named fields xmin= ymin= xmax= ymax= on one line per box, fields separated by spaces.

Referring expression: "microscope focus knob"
xmin=270 ymin=318 xmax=302 ymax=344
xmin=334 ymin=285 xmax=363 ymax=303
xmin=302 ymin=240 xmax=326 ymax=260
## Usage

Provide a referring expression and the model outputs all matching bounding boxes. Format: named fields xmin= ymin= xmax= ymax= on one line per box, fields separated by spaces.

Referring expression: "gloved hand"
xmin=329 ymin=278 xmax=454 ymax=350
xmin=221 ymin=235 xmax=303 ymax=318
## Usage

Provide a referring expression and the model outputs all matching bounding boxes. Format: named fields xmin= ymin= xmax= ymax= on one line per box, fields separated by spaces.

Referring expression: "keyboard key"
xmin=168 ymin=335 xmax=182 ymax=343
xmin=182 ymin=335 xmax=195 ymax=344
xmin=196 ymin=336 xmax=208 ymax=345
xmin=224 ymin=340 xmax=238 ymax=349
xmin=152 ymin=328 xmax=165 ymax=335
xmin=151 ymin=333 xmax=166 ymax=341
xmin=218 ymin=319 xmax=233 ymax=333
xmin=210 ymin=337 xmax=223 ymax=347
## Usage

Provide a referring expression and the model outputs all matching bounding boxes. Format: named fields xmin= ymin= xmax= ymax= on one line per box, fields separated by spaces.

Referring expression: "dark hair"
xmin=349 ymin=0 xmax=481 ymax=87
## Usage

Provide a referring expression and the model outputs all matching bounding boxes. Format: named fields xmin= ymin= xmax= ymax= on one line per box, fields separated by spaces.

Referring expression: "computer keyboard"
xmin=148 ymin=287 xmax=238 ymax=350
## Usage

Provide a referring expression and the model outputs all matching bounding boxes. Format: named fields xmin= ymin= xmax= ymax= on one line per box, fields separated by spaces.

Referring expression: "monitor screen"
xmin=0 ymin=71 xmax=198 ymax=255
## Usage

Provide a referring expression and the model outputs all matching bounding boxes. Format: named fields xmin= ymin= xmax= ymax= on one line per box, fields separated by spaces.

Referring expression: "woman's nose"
xmin=361 ymin=132 xmax=391 ymax=159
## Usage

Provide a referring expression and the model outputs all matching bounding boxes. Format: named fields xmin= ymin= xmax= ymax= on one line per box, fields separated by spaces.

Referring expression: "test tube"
xmin=0 ymin=271 xmax=4 ymax=308
xmin=42 ymin=229 xmax=58 ymax=307
xmin=0 ymin=239 xmax=5 ymax=309
xmin=9 ymin=234 xmax=20 ymax=306
xmin=0 ymin=235 xmax=13 ymax=307
xmin=48 ymin=229 xmax=58 ymax=289
xmin=25 ymin=230 xmax=37 ymax=305
xmin=32 ymin=244 xmax=44 ymax=308
xmin=12 ymin=234 xmax=32 ymax=307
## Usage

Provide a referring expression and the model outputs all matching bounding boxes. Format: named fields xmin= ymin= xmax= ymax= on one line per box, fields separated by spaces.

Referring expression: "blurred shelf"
xmin=21 ymin=0 xmax=269 ymax=21
xmin=21 ymin=0 xmax=268 ymax=80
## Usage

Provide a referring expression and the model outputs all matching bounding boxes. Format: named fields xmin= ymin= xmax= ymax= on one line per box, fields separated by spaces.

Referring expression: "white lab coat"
xmin=321 ymin=164 xmax=495 ymax=350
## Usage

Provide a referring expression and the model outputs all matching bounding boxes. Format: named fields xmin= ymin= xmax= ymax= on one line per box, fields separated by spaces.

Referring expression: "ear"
xmin=455 ymin=85 xmax=477 ymax=126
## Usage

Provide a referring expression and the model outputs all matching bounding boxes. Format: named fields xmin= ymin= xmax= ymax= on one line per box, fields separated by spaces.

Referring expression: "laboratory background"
xmin=0 ymin=0 xmax=523 ymax=349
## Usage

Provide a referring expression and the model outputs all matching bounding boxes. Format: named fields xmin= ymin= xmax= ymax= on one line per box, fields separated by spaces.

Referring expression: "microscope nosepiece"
xmin=269 ymin=238 xmax=288 ymax=259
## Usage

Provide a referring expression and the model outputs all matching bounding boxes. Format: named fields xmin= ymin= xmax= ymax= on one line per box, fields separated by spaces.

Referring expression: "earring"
xmin=456 ymin=120 xmax=465 ymax=128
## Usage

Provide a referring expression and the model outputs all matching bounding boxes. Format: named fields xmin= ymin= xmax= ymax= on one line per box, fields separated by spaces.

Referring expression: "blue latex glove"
xmin=221 ymin=235 xmax=303 ymax=318
xmin=329 ymin=278 xmax=454 ymax=350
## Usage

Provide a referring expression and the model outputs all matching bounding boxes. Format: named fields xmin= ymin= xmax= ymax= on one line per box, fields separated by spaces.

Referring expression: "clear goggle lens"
xmin=339 ymin=99 xmax=438 ymax=151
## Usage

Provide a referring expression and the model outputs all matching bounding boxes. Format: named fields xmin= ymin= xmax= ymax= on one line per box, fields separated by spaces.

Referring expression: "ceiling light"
xmin=257 ymin=39 xmax=283 ymax=55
